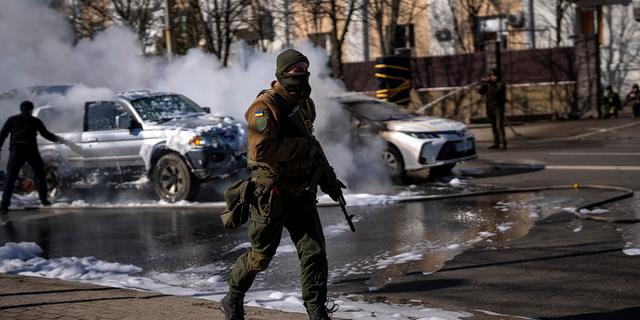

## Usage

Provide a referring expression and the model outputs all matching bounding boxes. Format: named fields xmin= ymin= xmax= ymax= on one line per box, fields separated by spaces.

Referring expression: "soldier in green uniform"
xmin=602 ymin=85 xmax=621 ymax=118
xmin=219 ymin=49 xmax=341 ymax=320
xmin=478 ymin=68 xmax=507 ymax=150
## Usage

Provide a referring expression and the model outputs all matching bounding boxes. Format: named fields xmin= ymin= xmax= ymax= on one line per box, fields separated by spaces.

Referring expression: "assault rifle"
xmin=288 ymin=106 xmax=356 ymax=232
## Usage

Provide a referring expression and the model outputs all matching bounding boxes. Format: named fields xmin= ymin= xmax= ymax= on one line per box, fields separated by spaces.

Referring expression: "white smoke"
xmin=0 ymin=0 xmax=392 ymax=197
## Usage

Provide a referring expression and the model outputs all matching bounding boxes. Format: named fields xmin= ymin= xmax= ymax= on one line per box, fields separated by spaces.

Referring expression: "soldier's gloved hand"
xmin=300 ymin=144 xmax=317 ymax=160
xmin=57 ymin=137 xmax=66 ymax=144
xmin=322 ymin=179 xmax=346 ymax=202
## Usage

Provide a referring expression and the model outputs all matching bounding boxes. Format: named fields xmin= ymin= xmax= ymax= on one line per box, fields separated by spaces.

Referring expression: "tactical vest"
xmin=248 ymin=89 xmax=315 ymax=179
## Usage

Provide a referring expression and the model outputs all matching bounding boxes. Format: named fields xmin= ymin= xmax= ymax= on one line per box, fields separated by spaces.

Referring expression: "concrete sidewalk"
xmin=0 ymin=272 xmax=325 ymax=320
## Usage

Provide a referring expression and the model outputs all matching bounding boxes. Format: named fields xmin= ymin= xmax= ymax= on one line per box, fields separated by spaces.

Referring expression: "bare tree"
xmin=187 ymin=0 xmax=273 ymax=66
xmin=554 ymin=0 xmax=571 ymax=47
xmin=76 ymin=0 xmax=164 ymax=50
xmin=604 ymin=4 xmax=640 ymax=91
xmin=447 ymin=0 xmax=488 ymax=52
xmin=297 ymin=0 xmax=360 ymax=79
xmin=369 ymin=0 xmax=428 ymax=56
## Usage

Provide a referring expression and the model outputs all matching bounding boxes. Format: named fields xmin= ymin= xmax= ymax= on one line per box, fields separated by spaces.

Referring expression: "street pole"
xmin=284 ymin=0 xmax=291 ymax=48
xmin=363 ymin=0 xmax=370 ymax=61
xmin=528 ymin=0 xmax=536 ymax=48
xmin=164 ymin=0 xmax=175 ymax=61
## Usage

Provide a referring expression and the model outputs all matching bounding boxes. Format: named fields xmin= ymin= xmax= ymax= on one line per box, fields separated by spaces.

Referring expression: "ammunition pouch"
xmin=220 ymin=179 xmax=255 ymax=229
xmin=253 ymin=176 xmax=282 ymax=218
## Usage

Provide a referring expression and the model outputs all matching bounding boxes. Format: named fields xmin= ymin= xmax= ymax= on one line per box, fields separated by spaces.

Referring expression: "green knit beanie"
xmin=276 ymin=49 xmax=309 ymax=73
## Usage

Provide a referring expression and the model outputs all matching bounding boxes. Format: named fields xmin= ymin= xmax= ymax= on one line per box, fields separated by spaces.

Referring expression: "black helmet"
xmin=606 ymin=85 xmax=612 ymax=91
xmin=633 ymin=83 xmax=639 ymax=90
xmin=488 ymin=68 xmax=500 ymax=77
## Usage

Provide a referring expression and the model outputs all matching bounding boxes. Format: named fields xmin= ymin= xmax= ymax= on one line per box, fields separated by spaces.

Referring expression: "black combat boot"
xmin=220 ymin=292 xmax=245 ymax=320
xmin=308 ymin=303 xmax=338 ymax=320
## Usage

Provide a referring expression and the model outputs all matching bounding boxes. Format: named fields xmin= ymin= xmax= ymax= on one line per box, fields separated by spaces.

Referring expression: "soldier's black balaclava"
xmin=275 ymin=49 xmax=312 ymax=99
xmin=20 ymin=100 xmax=34 ymax=112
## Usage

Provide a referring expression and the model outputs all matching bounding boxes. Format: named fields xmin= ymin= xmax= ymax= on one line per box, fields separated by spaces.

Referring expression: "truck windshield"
xmin=131 ymin=94 xmax=205 ymax=122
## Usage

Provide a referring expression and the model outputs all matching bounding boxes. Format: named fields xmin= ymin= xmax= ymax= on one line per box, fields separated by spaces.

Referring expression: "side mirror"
xmin=202 ymin=107 xmax=211 ymax=113
xmin=116 ymin=114 xmax=131 ymax=129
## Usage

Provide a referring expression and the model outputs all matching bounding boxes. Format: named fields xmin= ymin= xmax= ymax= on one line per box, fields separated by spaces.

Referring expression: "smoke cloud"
xmin=0 ymin=0 xmax=393 ymax=200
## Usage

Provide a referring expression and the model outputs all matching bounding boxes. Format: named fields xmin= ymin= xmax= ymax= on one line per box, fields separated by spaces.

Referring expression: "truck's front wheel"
xmin=153 ymin=154 xmax=201 ymax=202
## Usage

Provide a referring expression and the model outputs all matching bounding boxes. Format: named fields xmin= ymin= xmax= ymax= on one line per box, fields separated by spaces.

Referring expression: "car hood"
xmin=384 ymin=116 xmax=467 ymax=132
xmin=146 ymin=114 xmax=243 ymax=134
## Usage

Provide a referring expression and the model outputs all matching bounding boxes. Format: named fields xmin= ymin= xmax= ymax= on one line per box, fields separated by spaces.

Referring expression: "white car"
xmin=338 ymin=95 xmax=477 ymax=180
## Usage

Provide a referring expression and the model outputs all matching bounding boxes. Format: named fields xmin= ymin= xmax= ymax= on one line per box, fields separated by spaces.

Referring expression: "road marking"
xmin=565 ymin=121 xmax=640 ymax=140
xmin=545 ymin=165 xmax=640 ymax=170
xmin=549 ymin=152 xmax=640 ymax=156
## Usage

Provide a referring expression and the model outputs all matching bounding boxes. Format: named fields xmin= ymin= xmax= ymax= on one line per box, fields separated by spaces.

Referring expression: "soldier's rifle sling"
xmin=288 ymin=106 xmax=356 ymax=232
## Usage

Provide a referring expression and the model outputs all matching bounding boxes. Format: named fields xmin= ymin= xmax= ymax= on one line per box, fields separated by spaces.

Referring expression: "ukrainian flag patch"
xmin=255 ymin=111 xmax=264 ymax=117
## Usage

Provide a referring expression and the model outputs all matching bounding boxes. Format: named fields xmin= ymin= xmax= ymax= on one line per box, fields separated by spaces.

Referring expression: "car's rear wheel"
xmin=430 ymin=163 xmax=456 ymax=176
xmin=153 ymin=153 xmax=201 ymax=203
xmin=21 ymin=162 xmax=66 ymax=199
xmin=44 ymin=162 xmax=65 ymax=199
xmin=382 ymin=146 xmax=405 ymax=182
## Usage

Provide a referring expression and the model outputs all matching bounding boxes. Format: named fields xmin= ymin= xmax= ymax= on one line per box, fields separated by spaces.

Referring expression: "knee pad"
xmin=247 ymin=250 xmax=273 ymax=275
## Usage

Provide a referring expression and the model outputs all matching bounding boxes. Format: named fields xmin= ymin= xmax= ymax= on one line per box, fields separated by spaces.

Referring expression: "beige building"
xmin=292 ymin=0 xmax=528 ymax=62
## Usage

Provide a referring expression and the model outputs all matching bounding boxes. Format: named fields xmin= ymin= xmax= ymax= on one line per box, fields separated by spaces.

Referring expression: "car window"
xmin=37 ymin=106 xmax=82 ymax=133
xmin=348 ymin=100 xmax=417 ymax=121
xmin=130 ymin=94 xmax=204 ymax=122
xmin=86 ymin=103 xmax=126 ymax=131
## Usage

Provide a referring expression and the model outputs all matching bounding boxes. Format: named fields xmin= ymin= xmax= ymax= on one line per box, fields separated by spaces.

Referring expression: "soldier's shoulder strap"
xmin=257 ymin=89 xmax=277 ymax=99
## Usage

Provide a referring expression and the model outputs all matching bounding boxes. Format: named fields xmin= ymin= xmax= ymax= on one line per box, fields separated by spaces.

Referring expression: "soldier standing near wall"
xmin=478 ymin=68 xmax=507 ymax=150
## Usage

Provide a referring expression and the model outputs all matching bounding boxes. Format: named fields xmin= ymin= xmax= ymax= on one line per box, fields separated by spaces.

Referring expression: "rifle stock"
xmin=288 ymin=107 xmax=356 ymax=232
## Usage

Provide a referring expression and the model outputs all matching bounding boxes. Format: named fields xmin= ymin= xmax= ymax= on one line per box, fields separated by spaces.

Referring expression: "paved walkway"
xmin=0 ymin=273 xmax=324 ymax=320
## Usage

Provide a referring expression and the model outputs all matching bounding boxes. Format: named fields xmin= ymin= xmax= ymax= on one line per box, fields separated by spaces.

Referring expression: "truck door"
xmin=82 ymin=101 xmax=144 ymax=170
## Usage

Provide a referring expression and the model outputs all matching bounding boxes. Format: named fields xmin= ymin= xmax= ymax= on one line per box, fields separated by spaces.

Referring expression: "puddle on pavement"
xmin=320 ymin=188 xmax=639 ymax=291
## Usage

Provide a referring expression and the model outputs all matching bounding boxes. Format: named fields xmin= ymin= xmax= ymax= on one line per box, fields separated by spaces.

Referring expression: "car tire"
xmin=430 ymin=163 xmax=456 ymax=176
xmin=153 ymin=153 xmax=201 ymax=203
xmin=21 ymin=162 xmax=66 ymax=199
xmin=382 ymin=146 xmax=405 ymax=182
xmin=44 ymin=162 xmax=66 ymax=199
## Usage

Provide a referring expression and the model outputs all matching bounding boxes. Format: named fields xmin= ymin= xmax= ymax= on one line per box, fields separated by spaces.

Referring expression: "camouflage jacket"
xmin=244 ymin=80 xmax=316 ymax=178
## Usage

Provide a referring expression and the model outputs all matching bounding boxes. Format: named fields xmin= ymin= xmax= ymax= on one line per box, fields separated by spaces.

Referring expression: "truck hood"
xmin=384 ymin=116 xmax=468 ymax=132
xmin=147 ymin=114 xmax=242 ymax=134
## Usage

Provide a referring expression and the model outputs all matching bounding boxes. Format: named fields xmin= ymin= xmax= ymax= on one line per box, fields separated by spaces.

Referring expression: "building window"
xmin=476 ymin=16 xmax=508 ymax=50
xmin=386 ymin=24 xmax=414 ymax=50
xmin=578 ymin=5 xmax=603 ymax=45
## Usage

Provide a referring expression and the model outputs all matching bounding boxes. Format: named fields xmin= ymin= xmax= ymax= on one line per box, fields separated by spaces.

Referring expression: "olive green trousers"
xmin=487 ymin=106 xmax=506 ymax=147
xmin=225 ymin=190 xmax=328 ymax=312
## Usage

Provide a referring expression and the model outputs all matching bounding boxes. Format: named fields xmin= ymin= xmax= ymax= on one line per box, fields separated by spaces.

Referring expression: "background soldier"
xmin=601 ymin=85 xmax=621 ymax=118
xmin=0 ymin=100 xmax=66 ymax=211
xmin=626 ymin=83 xmax=640 ymax=117
xmin=478 ymin=68 xmax=507 ymax=150
xmin=220 ymin=49 xmax=341 ymax=320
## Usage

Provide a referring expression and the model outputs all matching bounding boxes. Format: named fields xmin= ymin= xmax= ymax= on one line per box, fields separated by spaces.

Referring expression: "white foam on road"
xmin=0 ymin=242 xmax=515 ymax=319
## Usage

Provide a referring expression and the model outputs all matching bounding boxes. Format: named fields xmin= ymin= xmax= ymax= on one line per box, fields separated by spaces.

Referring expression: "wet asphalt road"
xmin=1 ymin=110 xmax=640 ymax=319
